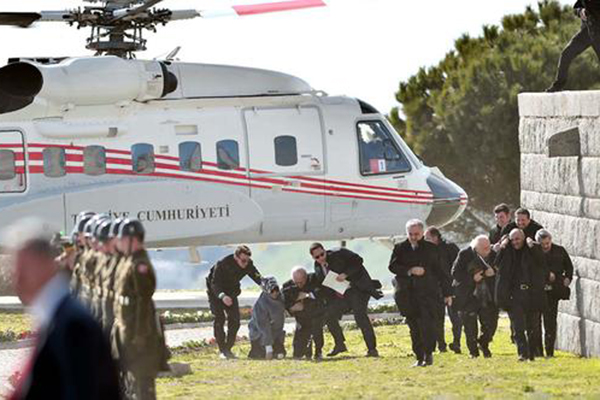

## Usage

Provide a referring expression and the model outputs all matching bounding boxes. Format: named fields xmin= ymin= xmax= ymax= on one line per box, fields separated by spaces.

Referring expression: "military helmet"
xmin=95 ymin=219 xmax=112 ymax=243
xmin=118 ymin=219 xmax=145 ymax=241
xmin=84 ymin=214 xmax=110 ymax=238
xmin=109 ymin=218 xmax=125 ymax=238
xmin=76 ymin=214 xmax=96 ymax=234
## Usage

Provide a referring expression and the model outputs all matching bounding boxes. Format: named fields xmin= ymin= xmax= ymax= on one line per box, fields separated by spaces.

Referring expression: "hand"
xmin=409 ymin=267 xmax=425 ymax=277
xmin=500 ymin=238 xmax=510 ymax=249
xmin=297 ymin=292 xmax=310 ymax=301
xmin=444 ymin=296 xmax=453 ymax=307
xmin=564 ymin=277 xmax=571 ymax=287
xmin=473 ymin=271 xmax=484 ymax=283
xmin=526 ymin=238 xmax=535 ymax=248
xmin=485 ymin=268 xmax=496 ymax=277
xmin=336 ymin=273 xmax=348 ymax=282
xmin=549 ymin=272 xmax=556 ymax=282
xmin=222 ymin=296 xmax=233 ymax=307
xmin=290 ymin=303 xmax=304 ymax=313
xmin=492 ymin=243 xmax=503 ymax=253
xmin=581 ymin=8 xmax=588 ymax=21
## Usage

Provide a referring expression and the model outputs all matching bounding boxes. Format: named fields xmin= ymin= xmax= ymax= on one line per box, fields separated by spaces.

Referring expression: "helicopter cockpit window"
xmin=83 ymin=146 xmax=106 ymax=176
xmin=179 ymin=142 xmax=202 ymax=172
xmin=131 ymin=143 xmax=155 ymax=175
xmin=43 ymin=147 xmax=66 ymax=178
xmin=357 ymin=121 xmax=411 ymax=176
xmin=216 ymin=140 xmax=240 ymax=170
xmin=0 ymin=150 xmax=16 ymax=181
xmin=274 ymin=136 xmax=298 ymax=167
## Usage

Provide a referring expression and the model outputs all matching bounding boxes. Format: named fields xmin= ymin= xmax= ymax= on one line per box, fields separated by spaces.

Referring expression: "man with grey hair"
xmin=4 ymin=218 xmax=120 ymax=399
xmin=281 ymin=266 xmax=326 ymax=359
xmin=451 ymin=235 xmax=499 ymax=358
xmin=534 ymin=229 xmax=574 ymax=357
xmin=496 ymin=229 xmax=549 ymax=361
xmin=389 ymin=219 xmax=452 ymax=367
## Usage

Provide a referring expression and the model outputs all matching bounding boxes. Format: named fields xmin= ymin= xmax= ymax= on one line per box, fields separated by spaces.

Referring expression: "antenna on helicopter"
xmin=0 ymin=0 xmax=327 ymax=59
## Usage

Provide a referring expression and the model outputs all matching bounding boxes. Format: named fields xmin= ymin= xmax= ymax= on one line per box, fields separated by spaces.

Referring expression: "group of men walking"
xmin=206 ymin=204 xmax=573 ymax=367
xmin=60 ymin=211 xmax=168 ymax=399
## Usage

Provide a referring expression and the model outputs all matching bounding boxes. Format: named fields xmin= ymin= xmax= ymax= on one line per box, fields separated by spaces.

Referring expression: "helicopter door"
xmin=0 ymin=131 xmax=26 ymax=193
xmin=243 ymin=105 xmax=326 ymax=232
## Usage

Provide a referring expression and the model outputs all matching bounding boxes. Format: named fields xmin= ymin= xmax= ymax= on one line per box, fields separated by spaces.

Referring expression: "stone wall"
xmin=519 ymin=91 xmax=600 ymax=357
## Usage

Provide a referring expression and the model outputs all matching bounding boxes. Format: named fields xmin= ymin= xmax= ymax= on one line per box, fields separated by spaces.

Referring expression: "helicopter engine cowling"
xmin=0 ymin=56 xmax=178 ymax=110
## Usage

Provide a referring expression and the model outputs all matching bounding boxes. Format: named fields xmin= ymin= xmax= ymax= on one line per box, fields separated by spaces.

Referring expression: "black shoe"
xmin=412 ymin=360 xmax=425 ymax=368
xmin=546 ymin=349 xmax=555 ymax=358
xmin=479 ymin=343 xmax=492 ymax=358
xmin=327 ymin=344 xmax=348 ymax=357
xmin=366 ymin=349 xmax=379 ymax=358
xmin=469 ymin=353 xmax=479 ymax=359
xmin=224 ymin=350 xmax=237 ymax=359
xmin=449 ymin=343 xmax=461 ymax=354
xmin=438 ymin=345 xmax=447 ymax=353
xmin=518 ymin=356 xmax=527 ymax=362
xmin=424 ymin=353 xmax=433 ymax=366
xmin=314 ymin=352 xmax=323 ymax=361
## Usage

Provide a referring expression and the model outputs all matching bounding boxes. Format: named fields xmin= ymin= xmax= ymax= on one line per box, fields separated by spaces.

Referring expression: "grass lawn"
xmin=0 ymin=311 xmax=31 ymax=334
xmin=157 ymin=318 xmax=600 ymax=399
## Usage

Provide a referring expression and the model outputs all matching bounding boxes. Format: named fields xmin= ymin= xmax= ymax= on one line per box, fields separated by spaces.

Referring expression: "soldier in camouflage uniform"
xmin=92 ymin=219 xmax=113 ymax=324
xmin=69 ymin=212 xmax=96 ymax=300
xmin=100 ymin=218 xmax=125 ymax=336
xmin=111 ymin=219 xmax=167 ymax=400
xmin=86 ymin=215 xmax=110 ymax=320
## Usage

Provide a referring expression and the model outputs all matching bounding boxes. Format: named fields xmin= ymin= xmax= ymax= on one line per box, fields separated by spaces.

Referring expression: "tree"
xmin=390 ymin=1 xmax=600 ymax=210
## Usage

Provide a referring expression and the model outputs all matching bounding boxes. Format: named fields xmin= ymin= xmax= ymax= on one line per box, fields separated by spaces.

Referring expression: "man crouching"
xmin=248 ymin=277 xmax=286 ymax=360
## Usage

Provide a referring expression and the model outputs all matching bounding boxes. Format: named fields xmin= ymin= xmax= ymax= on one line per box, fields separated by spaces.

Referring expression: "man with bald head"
xmin=5 ymin=218 xmax=120 ymax=400
xmin=389 ymin=219 xmax=452 ymax=367
xmin=281 ymin=266 xmax=326 ymax=360
xmin=451 ymin=235 xmax=499 ymax=358
xmin=496 ymin=228 xmax=549 ymax=361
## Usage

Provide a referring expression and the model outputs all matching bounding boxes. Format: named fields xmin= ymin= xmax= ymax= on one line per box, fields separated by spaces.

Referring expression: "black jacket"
xmin=495 ymin=244 xmax=549 ymax=312
xmin=19 ymin=296 xmax=120 ymax=400
xmin=388 ymin=239 xmax=451 ymax=316
xmin=438 ymin=240 xmax=460 ymax=277
xmin=543 ymin=244 xmax=574 ymax=299
xmin=451 ymin=247 xmax=497 ymax=311
xmin=575 ymin=0 xmax=600 ymax=17
xmin=313 ymin=248 xmax=380 ymax=296
xmin=281 ymin=275 xmax=324 ymax=317
xmin=489 ymin=221 xmax=517 ymax=245
xmin=207 ymin=254 xmax=262 ymax=298
xmin=522 ymin=219 xmax=544 ymax=241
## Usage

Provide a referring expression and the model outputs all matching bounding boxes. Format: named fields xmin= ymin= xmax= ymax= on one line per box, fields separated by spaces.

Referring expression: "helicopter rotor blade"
xmin=0 ymin=12 xmax=42 ymax=28
xmin=168 ymin=0 xmax=326 ymax=22
xmin=111 ymin=0 xmax=164 ymax=21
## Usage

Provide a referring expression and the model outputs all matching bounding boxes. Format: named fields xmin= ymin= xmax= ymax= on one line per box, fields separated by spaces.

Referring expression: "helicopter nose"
xmin=425 ymin=170 xmax=468 ymax=227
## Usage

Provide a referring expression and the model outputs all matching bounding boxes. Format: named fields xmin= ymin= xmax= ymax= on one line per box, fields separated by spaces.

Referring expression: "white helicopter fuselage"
xmin=0 ymin=56 xmax=467 ymax=247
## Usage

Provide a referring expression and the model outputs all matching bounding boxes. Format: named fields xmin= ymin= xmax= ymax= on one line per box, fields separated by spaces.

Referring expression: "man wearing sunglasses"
xmin=310 ymin=243 xmax=382 ymax=358
xmin=206 ymin=245 xmax=263 ymax=359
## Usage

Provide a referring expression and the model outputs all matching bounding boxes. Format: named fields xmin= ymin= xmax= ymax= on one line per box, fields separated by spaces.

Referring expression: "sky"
xmin=0 ymin=0 xmax=562 ymax=113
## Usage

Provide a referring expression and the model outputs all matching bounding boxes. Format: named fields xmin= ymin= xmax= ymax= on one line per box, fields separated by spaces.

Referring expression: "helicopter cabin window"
xmin=357 ymin=121 xmax=411 ymax=176
xmin=83 ymin=146 xmax=106 ymax=176
xmin=131 ymin=143 xmax=155 ymax=175
xmin=216 ymin=140 xmax=240 ymax=170
xmin=274 ymin=136 xmax=298 ymax=167
xmin=43 ymin=147 xmax=66 ymax=178
xmin=179 ymin=142 xmax=202 ymax=172
xmin=0 ymin=150 xmax=16 ymax=181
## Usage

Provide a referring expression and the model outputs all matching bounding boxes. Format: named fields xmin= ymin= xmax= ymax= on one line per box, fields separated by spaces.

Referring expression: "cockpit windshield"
xmin=357 ymin=120 xmax=413 ymax=176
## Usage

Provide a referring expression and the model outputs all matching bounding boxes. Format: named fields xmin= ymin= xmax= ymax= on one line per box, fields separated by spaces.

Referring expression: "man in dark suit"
xmin=310 ymin=243 xmax=382 ymax=357
xmin=389 ymin=219 xmax=452 ymax=367
xmin=425 ymin=226 xmax=460 ymax=353
xmin=489 ymin=203 xmax=517 ymax=247
xmin=206 ymin=245 xmax=263 ymax=359
xmin=451 ymin=235 xmax=499 ymax=358
xmin=515 ymin=208 xmax=544 ymax=241
xmin=6 ymin=219 xmax=120 ymax=400
xmin=536 ymin=229 xmax=574 ymax=357
xmin=495 ymin=229 xmax=549 ymax=361
xmin=547 ymin=0 xmax=600 ymax=92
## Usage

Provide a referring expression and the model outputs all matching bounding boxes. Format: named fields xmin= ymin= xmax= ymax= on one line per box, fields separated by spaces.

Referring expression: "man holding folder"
xmin=310 ymin=243 xmax=383 ymax=358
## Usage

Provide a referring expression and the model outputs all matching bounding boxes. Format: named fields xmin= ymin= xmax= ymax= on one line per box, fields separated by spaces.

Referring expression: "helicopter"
xmin=0 ymin=0 xmax=467 ymax=249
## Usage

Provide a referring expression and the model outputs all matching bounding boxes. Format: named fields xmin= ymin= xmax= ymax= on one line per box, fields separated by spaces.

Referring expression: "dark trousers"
xmin=208 ymin=291 xmax=240 ymax=353
xmin=509 ymin=304 xmax=541 ymax=360
xmin=293 ymin=312 xmax=325 ymax=358
xmin=323 ymin=296 xmax=346 ymax=348
xmin=406 ymin=301 xmax=437 ymax=361
xmin=434 ymin=302 xmax=463 ymax=350
xmin=553 ymin=19 xmax=600 ymax=87
xmin=460 ymin=306 xmax=498 ymax=356
xmin=329 ymin=288 xmax=377 ymax=351
xmin=543 ymin=295 xmax=560 ymax=355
